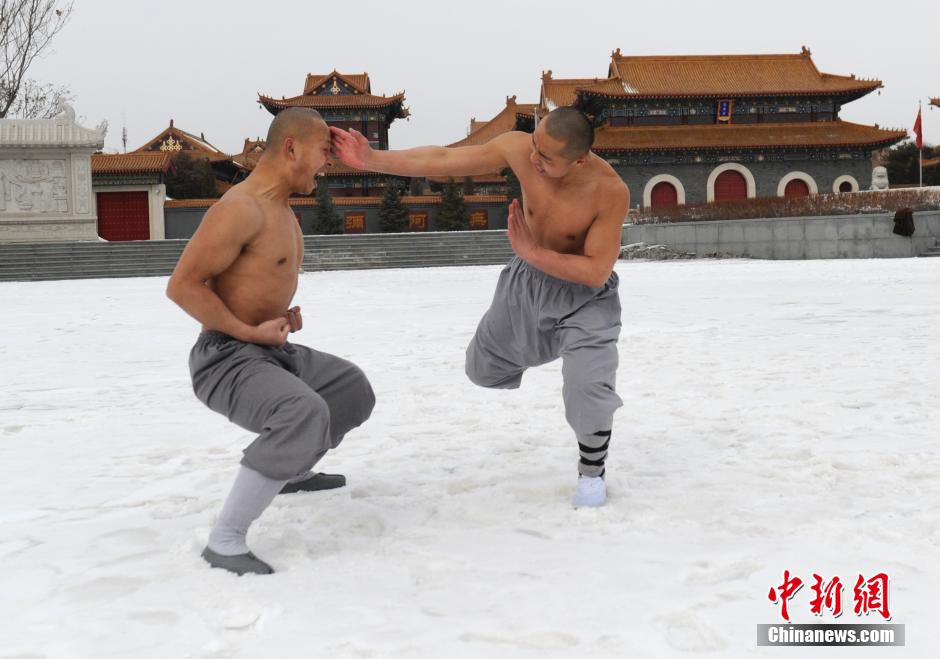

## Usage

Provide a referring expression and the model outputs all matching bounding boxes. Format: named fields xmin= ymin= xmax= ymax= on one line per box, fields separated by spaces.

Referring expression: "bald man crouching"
xmin=166 ymin=108 xmax=375 ymax=575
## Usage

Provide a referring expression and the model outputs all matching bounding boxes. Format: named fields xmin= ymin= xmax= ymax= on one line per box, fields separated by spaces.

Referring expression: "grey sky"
xmin=31 ymin=0 xmax=937 ymax=154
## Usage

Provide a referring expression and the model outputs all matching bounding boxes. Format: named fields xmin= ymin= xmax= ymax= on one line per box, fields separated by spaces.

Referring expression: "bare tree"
xmin=6 ymin=77 xmax=71 ymax=117
xmin=0 ymin=0 xmax=73 ymax=118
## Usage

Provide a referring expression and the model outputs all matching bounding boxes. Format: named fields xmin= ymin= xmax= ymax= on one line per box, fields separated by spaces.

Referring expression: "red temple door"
xmin=839 ymin=180 xmax=854 ymax=193
xmin=783 ymin=179 xmax=810 ymax=198
xmin=96 ymin=191 xmax=150 ymax=241
xmin=713 ymin=171 xmax=747 ymax=202
xmin=650 ymin=181 xmax=678 ymax=209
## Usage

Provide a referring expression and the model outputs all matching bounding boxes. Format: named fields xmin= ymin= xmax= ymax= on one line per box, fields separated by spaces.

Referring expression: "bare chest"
xmin=232 ymin=212 xmax=304 ymax=275
xmin=519 ymin=181 xmax=598 ymax=252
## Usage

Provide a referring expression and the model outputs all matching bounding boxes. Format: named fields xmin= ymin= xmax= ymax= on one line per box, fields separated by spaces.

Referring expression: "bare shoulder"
xmin=592 ymin=158 xmax=629 ymax=203
xmin=198 ymin=191 xmax=265 ymax=239
xmin=490 ymin=130 xmax=531 ymax=156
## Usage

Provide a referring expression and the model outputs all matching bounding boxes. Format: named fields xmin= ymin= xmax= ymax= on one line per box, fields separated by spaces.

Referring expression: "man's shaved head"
xmin=265 ymin=107 xmax=328 ymax=152
xmin=543 ymin=108 xmax=594 ymax=159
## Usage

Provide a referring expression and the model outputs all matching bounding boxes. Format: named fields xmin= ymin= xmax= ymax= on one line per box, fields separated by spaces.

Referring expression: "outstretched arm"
xmin=507 ymin=185 xmax=629 ymax=288
xmin=330 ymin=126 xmax=515 ymax=178
xmin=166 ymin=199 xmax=290 ymax=346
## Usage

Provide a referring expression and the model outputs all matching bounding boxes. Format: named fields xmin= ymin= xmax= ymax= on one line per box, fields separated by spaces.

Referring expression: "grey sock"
xmin=207 ymin=466 xmax=288 ymax=556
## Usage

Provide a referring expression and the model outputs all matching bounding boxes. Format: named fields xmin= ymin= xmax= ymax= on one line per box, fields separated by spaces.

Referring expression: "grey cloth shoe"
xmin=279 ymin=472 xmax=346 ymax=494
xmin=201 ymin=546 xmax=274 ymax=575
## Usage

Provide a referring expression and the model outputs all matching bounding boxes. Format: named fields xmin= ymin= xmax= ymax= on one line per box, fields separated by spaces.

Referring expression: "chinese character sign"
xmin=344 ymin=212 xmax=366 ymax=234
xmin=768 ymin=571 xmax=892 ymax=622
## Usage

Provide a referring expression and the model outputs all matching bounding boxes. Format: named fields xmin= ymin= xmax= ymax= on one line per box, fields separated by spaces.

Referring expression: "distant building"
xmin=453 ymin=47 xmax=906 ymax=209
xmin=91 ymin=119 xmax=244 ymax=240
xmin=259 ymin=71 xmax=408 ymax=197
xmin=91 ymin=152 xmax=171 ymax=240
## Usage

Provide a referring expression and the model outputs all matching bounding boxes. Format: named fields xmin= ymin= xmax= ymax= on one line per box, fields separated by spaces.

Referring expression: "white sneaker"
xmin=572 ymin=476 xmax=607 ymax=508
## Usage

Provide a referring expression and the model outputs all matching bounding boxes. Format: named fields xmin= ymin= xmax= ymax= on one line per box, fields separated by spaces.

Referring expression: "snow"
xmin=1 ymin=257 xmax=938 ymax=658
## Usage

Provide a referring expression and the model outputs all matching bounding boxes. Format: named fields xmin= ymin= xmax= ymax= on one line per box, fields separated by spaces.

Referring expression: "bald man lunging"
xmin=167 ymin=108 xmax=375 ymax=575
xmin=332 ymin=108 xmax=627 ymax=508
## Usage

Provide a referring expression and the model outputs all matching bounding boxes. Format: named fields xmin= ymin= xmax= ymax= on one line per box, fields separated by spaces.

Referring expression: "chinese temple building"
xmin=94 ymin=119 xmax=247 ymax=194
xmin=231 ymin=137 xmax=266 ymax=171
xmin=567 ymin=48 xmax=906 ymax=206
xmin=91 ymin=152 xmax=171 ymax=240
xmin=91 ymin=120 xmax=249 ymax=240
xmin=131 ymin=119 xmax=247 ymax=188
xmin=508 ymin=47 xmax=906 ymax=208
xmin=259 ymin=71 xmax=409 ymax=196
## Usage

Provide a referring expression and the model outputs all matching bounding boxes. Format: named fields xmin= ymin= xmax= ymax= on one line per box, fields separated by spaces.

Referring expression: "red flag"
xmin=913 ymin=108 xmax=923 ymax=149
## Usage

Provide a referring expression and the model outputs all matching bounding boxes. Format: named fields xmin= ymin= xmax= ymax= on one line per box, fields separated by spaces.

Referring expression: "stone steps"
xmin=0 ymin=231 xmax=514 ymax=282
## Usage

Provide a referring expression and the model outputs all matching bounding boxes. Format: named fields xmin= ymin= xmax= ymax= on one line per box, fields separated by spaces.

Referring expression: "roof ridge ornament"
xmin=160 ymin=135 xmax=182 ymax=152
xmin=801 ymin=45 xmax=812 ymax=56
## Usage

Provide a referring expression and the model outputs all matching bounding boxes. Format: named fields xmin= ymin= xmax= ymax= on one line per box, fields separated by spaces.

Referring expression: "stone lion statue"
xmin=54 ymin=99 xmax=76 ymax=122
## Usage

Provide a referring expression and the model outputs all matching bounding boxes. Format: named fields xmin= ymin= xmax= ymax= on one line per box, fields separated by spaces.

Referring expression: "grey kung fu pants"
xmin=190 ymin=331 xmax=375 ymax=481
xmin=465 ymin=257 xmax=623 ymax=475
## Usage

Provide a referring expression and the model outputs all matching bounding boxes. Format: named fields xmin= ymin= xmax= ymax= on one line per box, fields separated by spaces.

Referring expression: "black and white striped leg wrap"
xmin=578 ymin=430 xmax=610 ymax=478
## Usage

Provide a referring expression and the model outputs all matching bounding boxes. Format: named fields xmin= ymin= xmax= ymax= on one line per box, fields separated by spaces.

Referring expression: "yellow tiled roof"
xmin=92 ymin=152 xmax=172 ymax=174
xmin=592 ymin=120 xmax=906 ymax=151
xmin=604 ymin=48 xmax=882 ymax=97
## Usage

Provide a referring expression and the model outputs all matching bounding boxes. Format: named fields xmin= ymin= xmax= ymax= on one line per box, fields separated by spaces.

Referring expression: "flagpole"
xmin=919 ymin=100 xmax=923 ymax=188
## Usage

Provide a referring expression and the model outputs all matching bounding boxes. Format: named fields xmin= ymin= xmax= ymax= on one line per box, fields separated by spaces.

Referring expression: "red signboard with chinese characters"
xmin=469 ymin=210 xmax=488 ymax=230
xmin=344 ymin=212 xmax=366 ymax=234
xmin=409 ymin=211 xmax=428 ymax=231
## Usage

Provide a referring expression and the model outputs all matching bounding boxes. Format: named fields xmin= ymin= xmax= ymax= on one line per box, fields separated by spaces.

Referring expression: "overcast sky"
xmin=31 ymin=0 xmax=937 ymax=154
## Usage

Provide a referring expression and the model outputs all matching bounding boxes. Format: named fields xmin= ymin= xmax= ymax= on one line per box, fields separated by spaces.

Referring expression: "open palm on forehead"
xmin=330 ymin=127 xmax=371 ymax=168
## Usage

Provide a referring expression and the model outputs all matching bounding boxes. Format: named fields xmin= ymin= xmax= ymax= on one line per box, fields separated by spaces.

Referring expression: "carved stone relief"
xmin=0 ymin=159 xmax=69 ymax=214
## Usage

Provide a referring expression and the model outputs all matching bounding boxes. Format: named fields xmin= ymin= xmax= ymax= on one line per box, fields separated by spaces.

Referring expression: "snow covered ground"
xmin=1 ymin=257 xmax=938 ymax=658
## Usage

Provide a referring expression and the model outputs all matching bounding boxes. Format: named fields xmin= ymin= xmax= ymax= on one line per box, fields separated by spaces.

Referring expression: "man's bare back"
xmin=204 ymin=188 xmax=304 ymax=329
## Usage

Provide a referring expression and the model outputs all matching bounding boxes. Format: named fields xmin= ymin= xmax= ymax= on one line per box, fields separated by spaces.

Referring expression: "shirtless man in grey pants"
xmin=332 ymin=108 xmax=628 ymax=508
xmin=167 ymin=108 xmax=375 ymax=575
